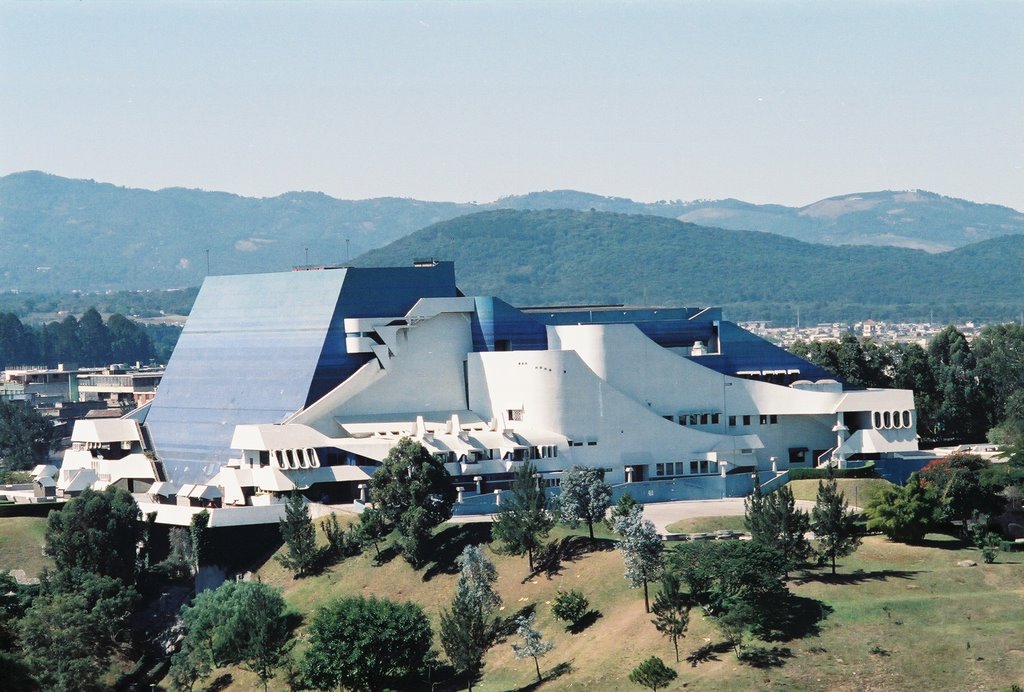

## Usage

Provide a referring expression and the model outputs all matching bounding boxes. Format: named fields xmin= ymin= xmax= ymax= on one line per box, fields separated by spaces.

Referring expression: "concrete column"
xmin=625 ymin=466 xmax=634 ymax=483
xmin=771 ymin=456 xmax=778 ymax=473
xmin=357 ymin=483 xmax=367 ymax=503
xmin=456 ymin=486 xmax=465 ymax=503
xmin=473 ymin=475 xmax=483 ymax=494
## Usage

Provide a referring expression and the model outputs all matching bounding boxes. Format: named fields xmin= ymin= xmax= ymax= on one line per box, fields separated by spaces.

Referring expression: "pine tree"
xmin=440 ymin=587 xmax=488 ymax=692
xmin=650 ymin=572 xmax=689 ymax=663
xmin=277 ymin=491 xmax=319 ymax=577
xmin=511 ymin=612 xmax=554 ymax=684
xmin=746 ymin=484 xmax=811 ymax=576
xmin=628 ymin=656 xmax=678 ymax=691
xmin=810 ymin=475 xmax=861 ymax=575
xmin=491 ymin=461 xmax=554 ymax=572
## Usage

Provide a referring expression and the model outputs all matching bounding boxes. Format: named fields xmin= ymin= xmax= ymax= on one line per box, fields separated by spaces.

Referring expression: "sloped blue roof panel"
xmin=688 ymin=321 xmax=835 ymax=381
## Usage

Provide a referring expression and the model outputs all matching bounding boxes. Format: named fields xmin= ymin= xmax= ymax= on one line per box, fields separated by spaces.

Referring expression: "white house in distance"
xmin=55 ymin=262 xmax=919 ymax=525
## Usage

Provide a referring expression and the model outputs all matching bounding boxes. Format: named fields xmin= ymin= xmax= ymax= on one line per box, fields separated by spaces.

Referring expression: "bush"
xmin=999 ymin=540 xmax=1024 ymax=553
xmin=788 ymin=462 xmax=876 ymax=480
xmin=551 ymin=589 xmax=589 ymax=628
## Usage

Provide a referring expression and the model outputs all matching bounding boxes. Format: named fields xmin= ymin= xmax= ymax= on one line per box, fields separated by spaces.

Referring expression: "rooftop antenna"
xmin=205 ymin=248 xmax=210 ymax=275
xmin=346 ymin=238 xmax=351 ymax=262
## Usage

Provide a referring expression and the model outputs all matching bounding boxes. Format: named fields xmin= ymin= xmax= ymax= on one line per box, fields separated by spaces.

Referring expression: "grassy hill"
xmin=354 ymin=209 xmax=1024 ymax=324
xmin=175 ymin=516 xmax=1024 ymax=691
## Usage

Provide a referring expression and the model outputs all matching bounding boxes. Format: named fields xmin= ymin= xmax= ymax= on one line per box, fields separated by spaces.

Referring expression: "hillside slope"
xmin=354 ymin=209 xmax=1024 ymax=324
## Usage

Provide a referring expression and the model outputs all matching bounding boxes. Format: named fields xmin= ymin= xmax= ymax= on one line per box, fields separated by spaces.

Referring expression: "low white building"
xmin=57 ymin=263 xmax=919 ymax=524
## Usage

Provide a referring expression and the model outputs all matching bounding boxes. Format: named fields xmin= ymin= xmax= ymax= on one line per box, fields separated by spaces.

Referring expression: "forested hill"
xmin=353 ymin=209 xmax=1024 ymax=325
xmin=3 ymin=171 xmax=1022 ymax=292
xmin=0 ymin=171 xmax=474 ymax=292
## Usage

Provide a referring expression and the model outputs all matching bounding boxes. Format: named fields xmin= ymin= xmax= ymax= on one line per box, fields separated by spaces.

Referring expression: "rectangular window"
xmin=700 ymin=413 xmax=709 ymax=425
xmin=587 ymin=441 xmax=597 ymax=446
xmin=728 ymin=415 xmax=736 ymax=427
xmin=663 ymin=415 xmax=674 ymax=423
xmin=690 ymin=461 xmax=699 ymax=474
xmin=507 ymin=408 xmax=524 ymax=422
xmin=743 ymin=415 xmax=751 ymax=426
xmin=675 ymin=461 xmax=687 ymax=475
xmin=770 ymin=414 xmax=778 ymax=425
xmin=759 ymin=415 xmax=768 ymax=425
xmin=656 ymin=463 xmax=665 ymax=476
xmin=711 ymin=413 xmax=720 ymax=425
xmin=709 ymin=461 xmax=719 ymax=474
xmin=689 ymin=414 xmax=699 ymax=425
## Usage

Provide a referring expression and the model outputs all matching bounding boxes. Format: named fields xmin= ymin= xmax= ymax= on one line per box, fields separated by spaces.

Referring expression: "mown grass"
xmin=789 ymin=478 xmax=893 ymax=508
xmin=173 ymin=514 xmax=1024 ymax=691
xmin=0 ymin=515 xmax=51 ymax=576
xmin=664 ymin=514 xmax=748 ymax=534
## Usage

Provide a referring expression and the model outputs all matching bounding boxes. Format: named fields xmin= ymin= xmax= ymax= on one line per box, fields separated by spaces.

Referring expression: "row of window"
xmin=654 ymin=460 xmax=719 ymax=477
xmin=728 ymin=414 xmax=778 ymax=427
xmin=434 ymin=444 xmax=559 ymax=465
xmin=874 ymin=410 xmax=913 ymax=429
xmin=665 ymin=412 xmax=721 ymax=426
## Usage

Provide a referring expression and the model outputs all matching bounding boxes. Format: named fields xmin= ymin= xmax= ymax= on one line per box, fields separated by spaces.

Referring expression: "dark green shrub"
xmin=788 ymin=462 xmax=876 ymax=480
xmin=551 ymin=589 xmax=589 ymax=628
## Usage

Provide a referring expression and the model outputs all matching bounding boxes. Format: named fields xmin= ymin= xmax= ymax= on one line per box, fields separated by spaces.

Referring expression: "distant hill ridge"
xmin=354 ymin=209 xmax=1024 ymax=325
xmin=1 ymin=171 xmax=1022 ymax=293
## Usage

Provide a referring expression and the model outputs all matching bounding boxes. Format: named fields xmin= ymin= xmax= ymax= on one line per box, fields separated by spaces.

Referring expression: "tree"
xmin=277 ymin=491 xmax=320 ymax=577
xmin=628 ymin=656 xmax=678 ymax=691
xmin=551 ymin=589 xmax=590 ymax=630
xmin=440 ymin=585 xmax=489 ymax=692
xmin=179 ymin=581 xmax=292 ymax=692
xmin=0 ymin=312 xmax=40 ymax=369
xmin=106 ymin=312 xmax=156 ymax=364
xmin=920 ymin=453 xmax=999 ymax=533
xmin=810 ymin=475 xmax=861 ymax=574
xmin=609 ymin=492 xmax=640 ymax=528
xmin=18 ymin=570 xmax=139 ymax=692
xmin=670 ymin=541 xmax=787 ymax=618
xmin=440 ymin=545 xmax=501 ymax=691
xmin=556 ymin=465 xmax=612 ymax=539
xmin=928 ymin=326 xmax=987 ymax=444
xmin=865 ymin=475 xmax=940 ymax=543
xmin=369 ymin=437 xmax=456 ymax=567
xmin=302 ymin=595 xmax=433 ymax=692
xmin=745 ymin=483 xmax=811 ymax=576
xmin=614 ymin=505 xmax=665 ymax=613
xmin=511 ymin=612 xmax=554 ymax=684
xmin=168 ymin=634 xmax=212 ymax=692
xmin=77 ymin=307 xmax=112 ymax=366
xmin=491 ymin=460 xmax=554 ymax=572
xmin=0 ymin=400 xmax=61 ymax=471
xmin=651 ymin=572 xmax=689 ymax=663
xmin=44 ymin=486 xmax=142 ymax=583
xmin=455 ymin=544 xmax=502 ymax=616
xmin=352 ymin=507 xmax=389 ymax=562
xmin=188 ymin=509 xmax=209 ymax=574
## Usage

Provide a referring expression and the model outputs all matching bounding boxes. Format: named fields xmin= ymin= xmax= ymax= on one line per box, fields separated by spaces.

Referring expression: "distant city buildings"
xmin=740 ymin=319 xmax=988 ymax=348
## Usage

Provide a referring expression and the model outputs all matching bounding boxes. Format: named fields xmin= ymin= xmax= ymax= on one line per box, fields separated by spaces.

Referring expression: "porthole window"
xmin=892 ymin=411 xmax=900 ymax=429
xmin=874 ymin=411 xmax=882 ymax=429
xmin=883 ymin=411 xmax=891 ymax=428
xmin=902 ymin=410 xmax=912 ymax=428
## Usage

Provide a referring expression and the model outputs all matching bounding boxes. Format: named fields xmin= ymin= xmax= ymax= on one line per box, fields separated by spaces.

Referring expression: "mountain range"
xmin=2 ymin=171 xmax=1022 ymax=294
xmin=355 ymin=209 xmax=1024 ymax=325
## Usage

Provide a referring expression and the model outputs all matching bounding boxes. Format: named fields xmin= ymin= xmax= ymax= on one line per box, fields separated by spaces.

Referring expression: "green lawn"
xmin=0 ymin=516 xmax=51 ymax=577
xmin=181 ymin=514 xmax=1024 ymax=691
xmin=789 ymin=478 xmax=893 ymax=508
xmin=665 ymin=515 xmax=748 ymax=534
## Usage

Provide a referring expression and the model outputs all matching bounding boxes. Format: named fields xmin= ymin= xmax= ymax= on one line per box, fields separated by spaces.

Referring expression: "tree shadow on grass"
xmin=491 ymin=604 xmax=537 ymax=645
xmin=510 ymin=660 xmax=574 ymax=691
xmin=916 ymin=534 xmax=971 ymax=550
xmin=686 ymin=640 xmax=733 ymax=667
xmin=793 ymin=568 xmax=919 ymax=586
xmin=422 ymin=523 xmax=494 ymax=581
xmin=567 ymin=609 xmax=603 ymax=634
xmin=530 ymin=535 xmax=615 ymax=581
xmin=754 ymin=594 xmax=834 ymax=642
xmin=204 ymin=674 xmax=232 ymax=692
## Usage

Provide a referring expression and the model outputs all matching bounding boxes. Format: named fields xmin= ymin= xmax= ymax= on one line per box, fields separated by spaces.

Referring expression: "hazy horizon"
xmin=2 ymin=1 xmax=1021 ymax=210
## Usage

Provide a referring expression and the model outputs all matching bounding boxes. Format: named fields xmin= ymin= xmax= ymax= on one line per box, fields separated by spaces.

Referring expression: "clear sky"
xmin=2 ymin=1 xmax=1021 ymax=209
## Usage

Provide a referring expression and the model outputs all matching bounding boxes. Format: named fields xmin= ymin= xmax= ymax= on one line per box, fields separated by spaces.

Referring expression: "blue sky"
xmin=2 ymin=1 xmax=1021 ymax=209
